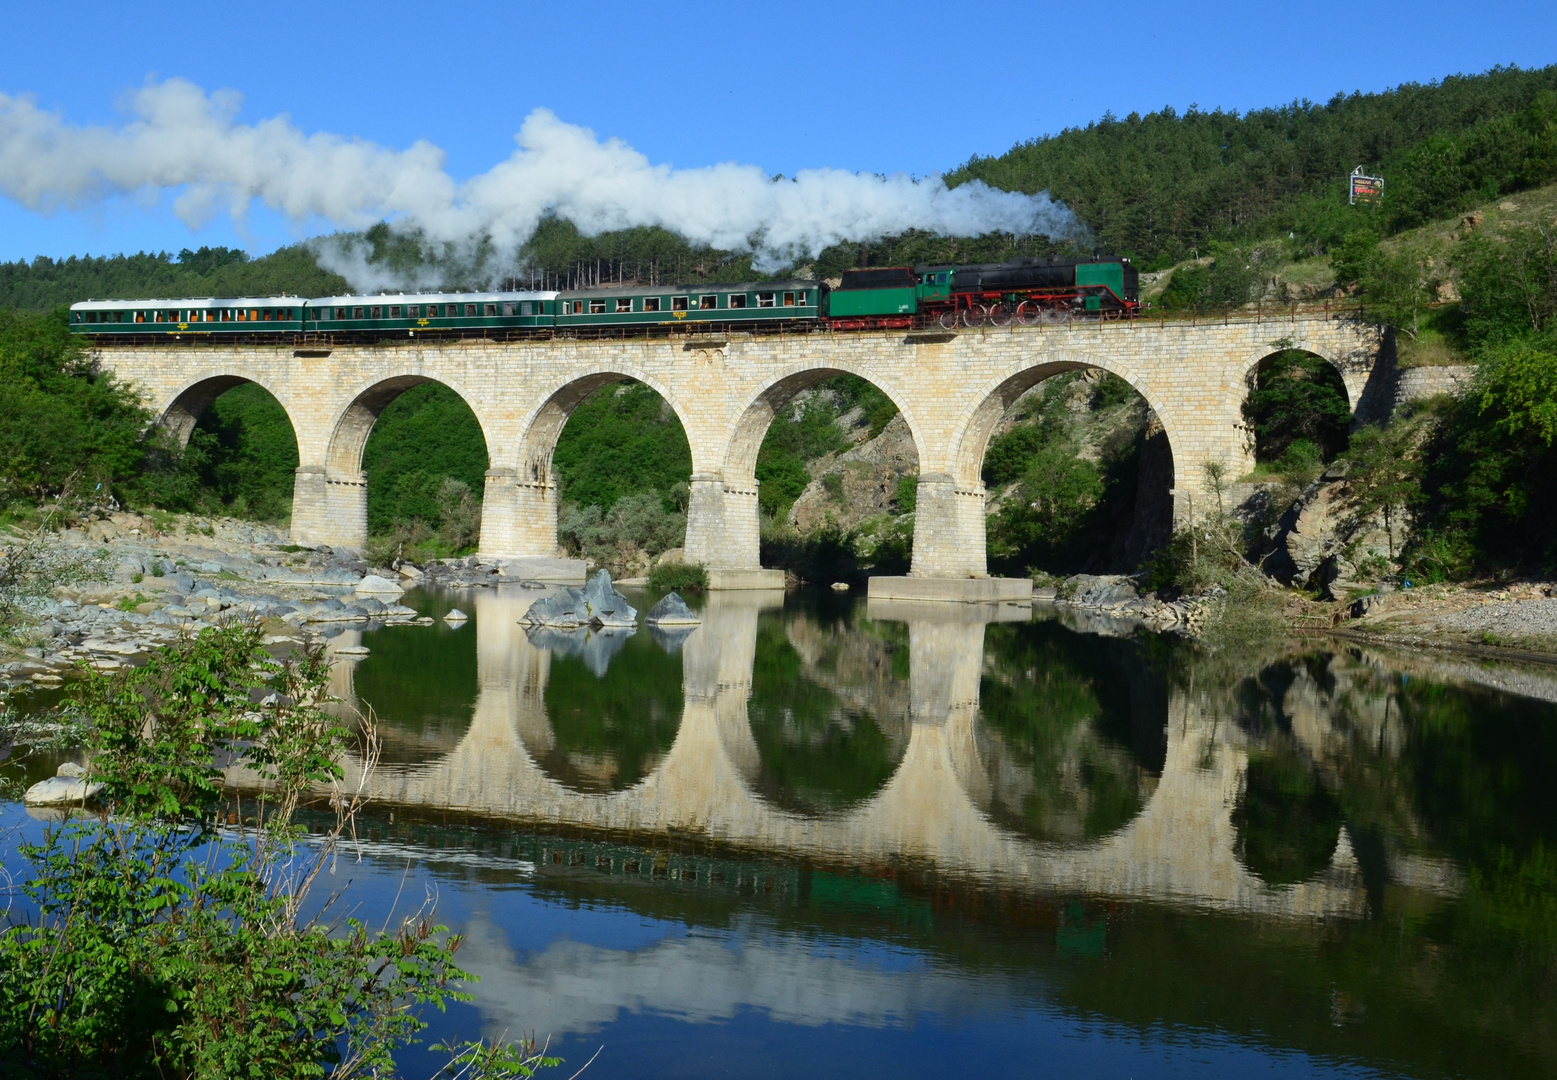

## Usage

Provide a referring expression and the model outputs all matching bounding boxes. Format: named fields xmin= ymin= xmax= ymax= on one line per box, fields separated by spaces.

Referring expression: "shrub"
xmin=647 ymin=560 xmax=708 ymax=593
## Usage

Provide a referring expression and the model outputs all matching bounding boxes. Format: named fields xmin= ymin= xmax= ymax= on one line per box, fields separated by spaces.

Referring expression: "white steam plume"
xmin=0 ymin=79 xmax=1081 ymax=285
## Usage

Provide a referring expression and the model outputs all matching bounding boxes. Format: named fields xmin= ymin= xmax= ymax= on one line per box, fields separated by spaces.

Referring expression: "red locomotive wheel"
xmin=960 ymin=308 xmax=986 ymax=328
xmin=1017 ymin=301 xmax=1043 ymax=326
xmin=989 ymin=304 xmax=1013 ymax=327
xmin=938 ymin=310 xmax=959 ymax=330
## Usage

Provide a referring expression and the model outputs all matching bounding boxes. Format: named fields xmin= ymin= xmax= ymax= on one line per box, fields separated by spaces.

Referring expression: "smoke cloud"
xmin=0 ymin=79 xmax=1082 ymax=286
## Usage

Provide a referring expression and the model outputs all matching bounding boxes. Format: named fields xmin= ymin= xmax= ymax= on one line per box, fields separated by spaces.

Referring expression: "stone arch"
xmin=724 ymin=365 xmax=929 ymax=486
xmin=1237 ymin=345 xmax=1357 ymax=466
xmin=705 ymin=365 xmax=927 ymax=572
xmin=298 ymin=374 xmax=495 ymax=550
xmin=157 ymin=373 xmax=300 ymax=450
xmin=945 ymin=352 xmax=1182 ymax=576
xmin=324 ymin=374 xmax=495 ymax=478
xmin=481 ymin=367 xmax=699 ymax=562
xmin=950 ymin=352 xmax=1182 ymax=490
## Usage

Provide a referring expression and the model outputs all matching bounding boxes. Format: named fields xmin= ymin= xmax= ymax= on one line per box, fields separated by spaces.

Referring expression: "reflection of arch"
xmin=744 ymin=611 xmax=912 ymax=816
xmin=325 ymin=375 xmax=493 ymax=476
xmin=724 ymin=366 xmax=926 ymax=484
xmin=514 ymin=368 xmax=697 ymax=483
xmin=158 ymin=374 xmax=299 ymax=449
xmin=950 ymin=353 xmax=1179 ymax=489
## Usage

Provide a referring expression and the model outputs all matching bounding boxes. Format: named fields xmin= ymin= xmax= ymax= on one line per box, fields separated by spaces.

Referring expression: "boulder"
xmin=1064 ymin=575 xmax=1140 ymax=608
xmin=24 ymin=762 xmax=102 ymax=807
xmin=355 ymin=574 xmax=405 ymax=598
xmin=521 ymin=588 xmax=588 ymax=628
xmin=397 ymin=563 xmax=424 ymax=580
xmin=582 ymin=570 xmax=637 ymax=627
xmin=443 ymin=608 xmax=468 ymax=623
xmin=646 ymin=592 xmax=700 ymax=626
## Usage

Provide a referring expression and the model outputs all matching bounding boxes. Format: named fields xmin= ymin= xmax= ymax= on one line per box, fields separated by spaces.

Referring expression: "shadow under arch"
xmin=966 ymin=617 xmax=1168 ymax=845
xmin=744 ymin=603 xmax=913 ymax=817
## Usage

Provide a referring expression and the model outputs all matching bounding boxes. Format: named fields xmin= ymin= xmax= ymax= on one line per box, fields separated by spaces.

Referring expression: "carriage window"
xmin=350 ymin=307 xmax=362 ymax=319
xmin=484 ymin=303 xmax=496 ymax=316
xmin=84 ymin=311 xmax=95 ymax=323
xmin=616 ymin=298 xmax=632 ymax=313
xmin=728 ymin=294 xmax=747 ymax=309
xmin=464 ymin=304 xmax=477 ymax=317
xmin=699 ymin=294 xmax=717 ymax=310
xmin=671 ymin=296 xmax=688 ymax=311
xmin=371 ymin=307 xmax=382 ymax=319
xmin=757 ymin=292 xmax=775 ymax=307
xmin=589 ymin=299 xmax=606 ymax=314
xmin=795 ymin=291 xmax=807 ymax=304
xmin=502 ymin=302 xmax=516 ymax=316
xmin=782 ymin=292 xmax=795 ymax=306
xmin=388 ymin=306 xmax=400 ymax=318
xmin=519 ymin=301 xmax=533 ymax=316
xmin=643 ymin=297 xmax=661 ymax=312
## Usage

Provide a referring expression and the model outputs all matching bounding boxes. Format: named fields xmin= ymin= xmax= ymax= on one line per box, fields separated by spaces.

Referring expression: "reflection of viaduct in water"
xmin=322 ymin=591 xmax=1366 ymax=919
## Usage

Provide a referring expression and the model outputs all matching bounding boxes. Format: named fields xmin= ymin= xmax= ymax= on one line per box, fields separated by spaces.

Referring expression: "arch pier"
xmin=97 ymin=313 xmax=1383 ymax=601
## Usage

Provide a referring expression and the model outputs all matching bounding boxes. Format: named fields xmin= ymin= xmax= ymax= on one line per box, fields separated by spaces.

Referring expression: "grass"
xmin=115 ymin=593 xmax=154 ymax=612
xmin=647 ymin=561 xmax=708 ymax=593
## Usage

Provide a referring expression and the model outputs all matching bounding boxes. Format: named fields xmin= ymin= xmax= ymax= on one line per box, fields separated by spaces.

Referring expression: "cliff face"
xmin=787 ymin=413 xmax=918 ymax=534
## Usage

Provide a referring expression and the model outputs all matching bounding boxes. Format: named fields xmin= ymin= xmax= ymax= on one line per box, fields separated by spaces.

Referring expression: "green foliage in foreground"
xmin=0 ymin=623 xmax=558 ymax=1079
xmin=1244 ymin=349 xmax=1353 ymax=464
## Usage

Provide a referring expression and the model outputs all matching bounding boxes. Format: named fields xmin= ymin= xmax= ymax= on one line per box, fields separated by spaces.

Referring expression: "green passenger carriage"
xmin=69 ymin=297 xmax=307 ymax=336
xmin=305 ymin=291 xmax=558 ymax=335
xmin=553 ymin=281 xmax=818 ymax=331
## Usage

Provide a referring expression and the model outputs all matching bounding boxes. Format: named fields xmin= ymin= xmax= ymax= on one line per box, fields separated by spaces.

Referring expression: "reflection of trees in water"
xmin=538 ymin=632 xmax=683 ymax=793
xmin=1233 ymin=749 xmax=1343 ymax=885
xmin=350 ymin=592 xmax=477 ymax=764
xmin=975 ymin=622 xmax=1166 ymax=843
xmin=747 ymin=614 xmax=911 ymax=815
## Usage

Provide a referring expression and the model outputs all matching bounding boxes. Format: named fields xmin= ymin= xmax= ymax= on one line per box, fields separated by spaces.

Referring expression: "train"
xmin=67 ymin=256 xmax=1138 ymax=340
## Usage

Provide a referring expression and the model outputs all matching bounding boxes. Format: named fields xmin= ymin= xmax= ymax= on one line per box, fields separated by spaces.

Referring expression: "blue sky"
xmin=2 ymin=0 xmax=1554 ymax=262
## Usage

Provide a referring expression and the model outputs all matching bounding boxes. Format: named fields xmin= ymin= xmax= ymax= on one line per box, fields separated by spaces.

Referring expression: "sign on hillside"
xmin=1349 ymin=166 xmax=1384 ymax=205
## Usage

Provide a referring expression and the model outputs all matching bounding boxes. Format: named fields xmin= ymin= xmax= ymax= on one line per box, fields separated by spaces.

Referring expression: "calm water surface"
xmin=8 ymin=586 xmax=1557 ymax=1078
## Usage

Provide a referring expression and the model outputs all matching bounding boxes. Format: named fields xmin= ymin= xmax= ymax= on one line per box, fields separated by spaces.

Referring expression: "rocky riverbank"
xmin=0 ymin=512 xmax=584 ymax=689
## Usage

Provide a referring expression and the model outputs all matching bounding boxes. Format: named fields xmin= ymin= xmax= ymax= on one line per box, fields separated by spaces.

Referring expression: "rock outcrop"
xmin=645 ymin=592 xmax=700 ymax=626
xmin=522 ymin=571 xmax=638 ymax=629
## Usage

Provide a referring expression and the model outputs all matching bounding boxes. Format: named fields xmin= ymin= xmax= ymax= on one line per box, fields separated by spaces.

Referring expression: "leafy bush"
xmin=0 ymin=622 xmax=557 ymax=1079
xmin=559 ymin=490 xmax=686 ymax=568
xmin=647 ymin=560 xmax=708 ymax=593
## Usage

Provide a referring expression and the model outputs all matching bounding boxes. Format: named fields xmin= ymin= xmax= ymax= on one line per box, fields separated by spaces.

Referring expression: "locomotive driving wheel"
xmin=989 ymin=303 xmax=1014 ymax=327
xmin=937 ymin=310 xmax=959 ymax=330
xmin=1016 ymin=300 xmax=1043 ymax=326
xmin=959 ymin=306 xmax=986 ymax=328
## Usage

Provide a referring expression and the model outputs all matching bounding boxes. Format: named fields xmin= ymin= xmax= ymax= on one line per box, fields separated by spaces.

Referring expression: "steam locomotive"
xmin=68 ymin=255 xmax=1138 ymax=339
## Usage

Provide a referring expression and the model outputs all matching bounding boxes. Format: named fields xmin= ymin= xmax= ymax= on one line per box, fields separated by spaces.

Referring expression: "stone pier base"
xmin=866 ymin=576 xmax=1033 ymax=604
xmin=707 ymin=568 xmax=787 ymax=591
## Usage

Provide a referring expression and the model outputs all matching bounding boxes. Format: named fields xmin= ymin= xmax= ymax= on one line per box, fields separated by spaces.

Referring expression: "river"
xmin=7 ymin=585 xmax=1557 ymax=1078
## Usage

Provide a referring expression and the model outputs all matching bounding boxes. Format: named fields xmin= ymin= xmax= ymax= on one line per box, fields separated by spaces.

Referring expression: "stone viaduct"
xmin=267 ymin=589 xmax=1370 ymax=920
xmin=95 ymin=312 xmax=1385 ymax=594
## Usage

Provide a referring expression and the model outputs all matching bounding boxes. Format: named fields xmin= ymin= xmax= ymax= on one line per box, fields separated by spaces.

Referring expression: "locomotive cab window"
xmin=615 ymin=298 xmax=632 ymax=313
xmin=643 ymin=297 xmax=661 ymax=312
xmin=699 ymin=294 xmax=717 ymax=310
xmin=728 ymin=294 xmax=747 ymax=309
xmin=672 ymin=296 xmax=688 ymax=311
